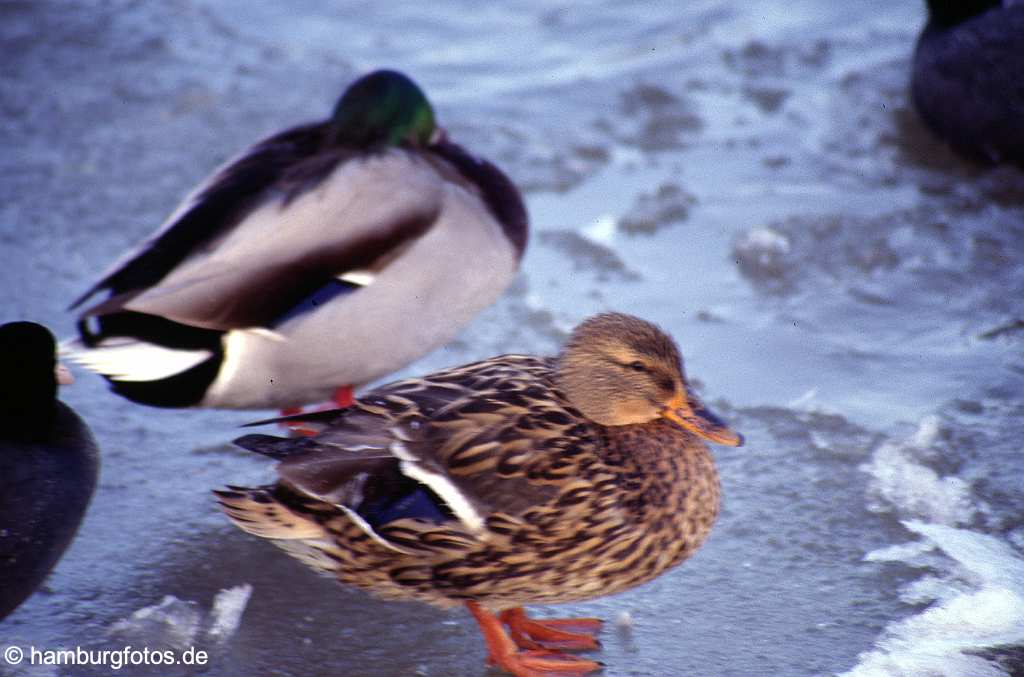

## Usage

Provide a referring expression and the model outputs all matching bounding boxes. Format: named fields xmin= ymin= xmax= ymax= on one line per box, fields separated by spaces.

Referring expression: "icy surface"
xmin=205 ymin=585 xmax=253 ymax=643
xmin=2 ymin=1 xmax=1023 ymax=676
xmin=106 ymin=585 xmax=252 ymax=650
xmin=847 ymin=522 xmax=1024 ymax=677
xmin=860 ymin=416 xmax=976 ymax=526
xmin=108 ymin=596 xmax=202 ymax=650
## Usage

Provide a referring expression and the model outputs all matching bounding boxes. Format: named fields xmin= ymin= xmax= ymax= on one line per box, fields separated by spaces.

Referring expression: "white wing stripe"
xmin=392 ymin=441 xmax=485 ymax=534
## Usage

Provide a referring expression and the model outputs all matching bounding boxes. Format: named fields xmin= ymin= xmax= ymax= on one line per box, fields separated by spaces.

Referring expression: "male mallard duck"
xmin=911 ymin=0 xmax=1024 ymax=166
xmin=64 ymin=69 xmax=527 ymax=409
xmin=216 ymin=312 xmax=742 ymax=676
xmin=1 ymin=322 xmax=99 ymax=621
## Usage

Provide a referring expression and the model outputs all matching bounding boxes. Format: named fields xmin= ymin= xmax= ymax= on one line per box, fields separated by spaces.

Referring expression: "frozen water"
xmin=733 ymin=226 xmax=793 ymax=290
xmin=581 ymin=214 xmax=618 ymax=246
xmin=3 ymin=1 xmax=1023 ymax=675
xmin=860 ymin=417 xmax=976 ymax=526
xmin=107 ymin=596 xmax=202 ymax=651
xmin=105 ymin=585 xmax=252 ymax=652
xmin=847 ymin=522 xmax=1024 ymax=677
xmin=205 ymin=584 xmax=253 ymax=643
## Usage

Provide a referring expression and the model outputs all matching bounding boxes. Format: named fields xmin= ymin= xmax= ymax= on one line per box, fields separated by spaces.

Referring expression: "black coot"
xmin=0 ymin=321 xmax=99 ymax=621
xmin=911 ymin=0 xmax=1024 ymax=166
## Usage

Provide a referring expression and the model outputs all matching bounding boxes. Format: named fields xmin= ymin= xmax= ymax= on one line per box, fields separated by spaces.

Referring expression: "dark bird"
xmin=216 ymin=312 xmax=742 ymax=676
xmin=1 ymin=321 xmax=99 ymax=621
xmin=65 ymin=69 xmax=528 ymax=411
xmin=911 ymin=0 xmax=1024 ymax=166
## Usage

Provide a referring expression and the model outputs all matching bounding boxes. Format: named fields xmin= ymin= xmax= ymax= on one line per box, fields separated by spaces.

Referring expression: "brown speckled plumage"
xmin=216 ymin=312 xmax=740 ymax=675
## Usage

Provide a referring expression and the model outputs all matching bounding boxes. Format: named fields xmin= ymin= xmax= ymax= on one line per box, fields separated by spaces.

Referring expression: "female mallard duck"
xmin=216 ymin=312 xmax=742 ymax=676
xmin=1 ymin=322 xmax=99 ymax=621
xmin=911 ymin=0 xmax=1024 ymax=166
xmin=64 ymin=69 xmax=527 ymax=410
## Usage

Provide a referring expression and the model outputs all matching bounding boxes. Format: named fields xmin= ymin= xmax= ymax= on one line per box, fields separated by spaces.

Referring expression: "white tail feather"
xmin=60 ymin=337 xmax=212 ymax=382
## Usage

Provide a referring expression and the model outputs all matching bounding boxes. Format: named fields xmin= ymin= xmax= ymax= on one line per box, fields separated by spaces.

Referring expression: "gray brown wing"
xmin=380 ymin=355 xmax=593 ymax=519
xmin=242 ymin=356 xmax=590 ymax=534
xmin=76 ymin=145 xmax=444 ymax=331
xmin=71 ymin=123 xmax=327 ymax=311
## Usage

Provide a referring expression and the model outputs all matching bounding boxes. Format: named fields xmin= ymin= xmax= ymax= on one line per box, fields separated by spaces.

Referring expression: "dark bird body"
xmin=0 ymin=322 xmax=99 ymax=621
xmin=912 ymin=0 xmax=1024 ymax=166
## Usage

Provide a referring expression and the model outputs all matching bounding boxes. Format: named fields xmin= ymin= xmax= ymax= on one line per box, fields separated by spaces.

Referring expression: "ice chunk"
xmin=206 ymin=584 xmax=253 ymax=643
xmin=909 ymin=414 xmax=941 ymax=450
xmin=860 ymin=418 xmax=975 ymax=526
xmin=732 ymin=226 xmax=795 ymax=291
xmin=108 ymin=595 xmax=201 ymax=650
xmin=582 ymin=214 xmax=617 ymax=245
xmin=846 ymin=522 xmax=1024 ymax=677
xmin=739 ymin=226 xmax=791 ymax=255
xmin=863 ymin=539 xmax=934 ymax=565
xmin=108 ymin=584 xmax=253 ymax=650
xmin=907 ymin=522 xmax=1024 ymax=590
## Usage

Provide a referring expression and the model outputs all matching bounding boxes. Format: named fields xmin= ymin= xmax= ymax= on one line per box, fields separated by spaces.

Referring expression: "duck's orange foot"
xmin=500 ymin=607 xmax=603 ymax=651
xmin=279 ymin=386 xmax=355 ymax=437
xmin=468 ymin=602 xmax=603 ymax=677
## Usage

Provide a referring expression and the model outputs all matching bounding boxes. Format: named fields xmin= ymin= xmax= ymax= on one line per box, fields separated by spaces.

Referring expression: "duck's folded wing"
xmin=396 ymin=392 xmax=583 ymax=525
xmin=75 ymin=135 xmax=443 ymax=331
xmin=236 ymin=358 xmax=577 ymax=545
xmin=353 ymin=356 xmax=581 ymax=527
xmin=235 ymin=412 xmax=398 ymax=508
xmin=71 ymin=123 xmax=326 ymax=311
xmin=234 ymin=404 xmax=462 ymax=553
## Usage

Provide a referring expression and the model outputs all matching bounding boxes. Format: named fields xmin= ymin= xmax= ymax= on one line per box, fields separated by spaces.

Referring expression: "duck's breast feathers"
xmin=80 ymin=149 xmax=447 ymax=331
xmin=429 ymin=139 xmax=528 ymax=260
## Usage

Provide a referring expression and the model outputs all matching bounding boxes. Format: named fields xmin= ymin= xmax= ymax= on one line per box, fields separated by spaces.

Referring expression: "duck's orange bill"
xmin=662 ymin=389 xmax=743 ymax=447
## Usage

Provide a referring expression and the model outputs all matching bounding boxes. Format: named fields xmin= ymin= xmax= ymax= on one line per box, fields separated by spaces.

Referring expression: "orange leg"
xmin=332 ymin=385 xmax=355 ymax=408
xmin=499 ymin=607 xmax=603 ymax=651
xmin=278 ymin=386 xmax=356 ymax=436
xmin=467 ymin=602 xmax=602 ymax=677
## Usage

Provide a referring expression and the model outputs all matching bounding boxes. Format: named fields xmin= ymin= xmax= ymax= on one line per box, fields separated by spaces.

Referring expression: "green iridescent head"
xmin=330 ymin=70 xmax=437 ymax=148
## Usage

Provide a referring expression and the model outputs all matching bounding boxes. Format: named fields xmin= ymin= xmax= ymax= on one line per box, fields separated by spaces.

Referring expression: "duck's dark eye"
xmin=628 ymin=361 xmax=647 ymax=372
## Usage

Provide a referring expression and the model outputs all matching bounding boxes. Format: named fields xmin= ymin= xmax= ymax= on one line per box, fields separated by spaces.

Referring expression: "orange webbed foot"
xmin=468 ymin=602 xmax=603 ymax=677
xmin=499 ymin=607 xmax=603 ymax=651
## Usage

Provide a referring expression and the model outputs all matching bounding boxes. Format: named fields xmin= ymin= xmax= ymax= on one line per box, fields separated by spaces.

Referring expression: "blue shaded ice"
xmin=846 ymin=522 xmax=1024 ymax=677
xmin=107 ymin=584 xmax=253 ymax=650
